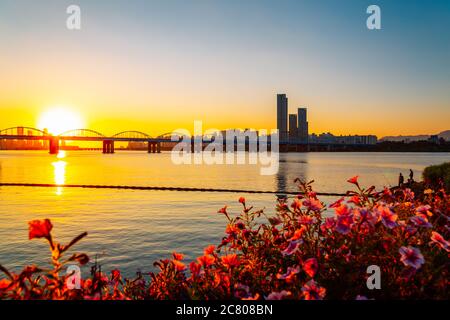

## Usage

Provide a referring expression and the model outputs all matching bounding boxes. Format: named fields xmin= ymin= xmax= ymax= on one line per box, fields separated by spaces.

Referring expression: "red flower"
xmin=329 ymin=197 xmax=345 ymax=208
xmin=430 ymin=231 xmax=450 ymax=252
xmin=218 ymin=206 xmax=228 ymax=214
xmin=172 ymin=259 xmax=186 ymax=271
xmin=28 ymin=219 xmax=53 ymax=240
xmin=189 ymin=261 xmax=201 ymax=276
xmin=291 ymin=198 xmax=302 ymax=210
xmin=301 ymin=280 xmax=326 ymax=300
xmin=347 ymin=176 xmax=359 ymax=186
xmin=290 ymin=226 xmax=306 ymax=241
xmin=197 ymin=254 xmax=215 ymax=267
xmin=221 ymin=254 xmax=239 ymax=268
xmin=303 ymin=258 xmax=318 ymax=278
xmin=276 ymin=266 xmax=300 ymax=282
xmin=204 ymin=245 xmax=215 ymax=255
xmin=0 ymin=279 xmax=11 ymax=290
xmin=238 ymin=197 xmax=246 ymax=205
xmin=348 ymin=195 xmax=362 ymax=206
xmin=172 ymin=252 xmax=184 ymax=260
xmin=111 ymin=269 xmax=121 ymax=282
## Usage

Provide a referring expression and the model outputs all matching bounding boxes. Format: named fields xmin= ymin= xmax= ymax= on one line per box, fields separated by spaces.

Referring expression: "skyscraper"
xmin=289 ymin=114 xmax=298 ymax=141
xmin=277 ymin=94 xmax=288 ymax=142
xmin=297 ymin=108 xmax=309 ymax=143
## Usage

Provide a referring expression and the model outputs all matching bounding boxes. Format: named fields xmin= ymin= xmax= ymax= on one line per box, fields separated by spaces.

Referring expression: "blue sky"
xmin=0 ymin=0 xmax=449 ymax=136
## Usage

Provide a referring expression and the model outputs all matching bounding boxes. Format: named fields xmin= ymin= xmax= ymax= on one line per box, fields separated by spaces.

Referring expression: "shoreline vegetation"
xmin=0 ymin=165 xmax=449 ymax=300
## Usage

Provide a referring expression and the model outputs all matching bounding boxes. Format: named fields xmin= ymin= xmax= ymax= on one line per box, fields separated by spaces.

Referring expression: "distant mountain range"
xmin=380 ymin=130 xmax=450 ymax=142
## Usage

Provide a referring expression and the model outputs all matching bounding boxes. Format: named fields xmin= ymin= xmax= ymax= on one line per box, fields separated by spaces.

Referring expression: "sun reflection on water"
xmin=52 ymin=151 xmax=67 ymax=195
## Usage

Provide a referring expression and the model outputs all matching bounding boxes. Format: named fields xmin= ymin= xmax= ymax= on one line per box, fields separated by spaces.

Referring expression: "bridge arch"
xmin=58 ymin=129 xmax=105 ymax=138
xmin=156 ymin=131 xmax=190 ymax=139
xmin=0 ymin=126 xmax=46 ymax=136
xmin=112 ymin=131 xmax=151 ymax=139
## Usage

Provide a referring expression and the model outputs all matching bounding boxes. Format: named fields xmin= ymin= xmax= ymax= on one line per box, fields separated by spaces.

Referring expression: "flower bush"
xmin=1 ymin=177 xmax=449 ymax=300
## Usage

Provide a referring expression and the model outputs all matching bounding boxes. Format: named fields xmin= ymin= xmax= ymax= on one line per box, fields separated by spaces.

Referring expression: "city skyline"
xmin=1 ymin=0 xmax=449 ymax=136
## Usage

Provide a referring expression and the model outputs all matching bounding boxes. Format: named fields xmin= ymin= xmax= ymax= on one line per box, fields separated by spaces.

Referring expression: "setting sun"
xmin=37 ymin=107 xmax=84 ymax=135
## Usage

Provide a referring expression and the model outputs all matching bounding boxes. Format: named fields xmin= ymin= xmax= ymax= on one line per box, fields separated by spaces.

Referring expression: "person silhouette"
xmin=409 ymin=169 xmax=414 ymax=182
xmin=398 ymin=173 xmax=404 ymax=187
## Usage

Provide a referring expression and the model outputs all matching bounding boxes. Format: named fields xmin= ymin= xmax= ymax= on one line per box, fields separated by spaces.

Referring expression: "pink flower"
xmin=322 ymin=217 xmax=336 ymax=230
xmin=430 ymin=231 xmax=450 ymax=252
xmin=409 ymin=215 xmax=432 ymax=228
xmin=416 ymin=205 xmax=432 ymax=217
xmin=335 ymin=214 xmax=353 ymax=234
xmin=276 ymin=266 xmax=300 ymax=282
xmin=348 ymin=195 xmax=362 ymax=206
xmin=335 ymin=204 xmax=351 ymax=216
xmin=302 ymin=198 xmax=323 ymax=212
xmin=354 ymin=208 xmax=378 ymax=225
xmin=301 ymin=280 xmax=326 ymax=300
xmin=234 ymin=283 xmax=250 ymax=299
xmin=329 ymin=197 xmax=345 ymax=208
xmin=403 ymin=189 xmax=415 ymax=201
xmin=303 ymin=258 xmax=318 ymax=278
xmin=347 ymin=176 xmax=359 ymax=186
xmin=375 ymin=204 xmax=397 ymax=229
xmin=266 ymin=290 xmax=292 ymax=300
xmin=298 ymin=216 xmax=315 ymax=225
xmin=399 ymin=246 xmax=425 ymax=269
xmin=282 ymin=239 xmax=302 ymax=256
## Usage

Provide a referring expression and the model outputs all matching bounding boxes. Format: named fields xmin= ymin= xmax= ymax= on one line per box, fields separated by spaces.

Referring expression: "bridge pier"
xmin=103 ymin=140 xmax=114 ymax=154
xmin=49 ymin=137 xmax=60 ymax=154
xmin=148 ymin=141 xmax=160 ymax=153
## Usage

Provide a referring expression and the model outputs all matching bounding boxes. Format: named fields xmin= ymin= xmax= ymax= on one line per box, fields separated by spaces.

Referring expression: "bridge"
xmin=0 ymin=127 xmax=188 ymax=154
xmin=0 ymin=126 xmax=376 ymax=154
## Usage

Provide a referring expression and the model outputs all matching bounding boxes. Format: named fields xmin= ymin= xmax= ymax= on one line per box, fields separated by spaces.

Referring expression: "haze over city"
xmin=0 ymin=0 xmax=449 ymax=137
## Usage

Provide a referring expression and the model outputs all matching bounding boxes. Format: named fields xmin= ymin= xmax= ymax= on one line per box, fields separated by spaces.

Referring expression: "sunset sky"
xmin=0 ymin=0 xmax=449 ymax=137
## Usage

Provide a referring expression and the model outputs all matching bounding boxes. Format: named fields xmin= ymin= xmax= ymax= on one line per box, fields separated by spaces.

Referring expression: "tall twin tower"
xmin=277 ymin=94 xmax=309 ymax=143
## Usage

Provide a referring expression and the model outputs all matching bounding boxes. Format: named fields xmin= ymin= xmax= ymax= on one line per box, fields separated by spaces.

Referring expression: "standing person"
xmin=399 ymin=173 xmax=404 ymax=187
xmin=409 ymin=169 xmax=414 ymax=182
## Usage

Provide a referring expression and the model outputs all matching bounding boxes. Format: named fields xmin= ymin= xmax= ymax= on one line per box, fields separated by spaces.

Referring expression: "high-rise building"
xmin=289 ymin=114 xmax=298 ymax=141
xmin=277 ymin=94 xmax=288 ymax=142
xmin=297 ymin=108 xmax=308 ymax=143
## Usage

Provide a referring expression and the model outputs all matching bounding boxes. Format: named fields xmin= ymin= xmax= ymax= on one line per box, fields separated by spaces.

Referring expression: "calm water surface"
xmin=0 ymin=151 xmax=448 ymax=276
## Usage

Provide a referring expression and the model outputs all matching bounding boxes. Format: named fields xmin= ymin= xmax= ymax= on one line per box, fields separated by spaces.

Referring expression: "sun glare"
xmin=38 ymin=107 xmax=84 ymax=135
